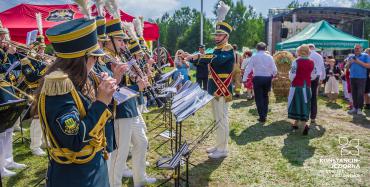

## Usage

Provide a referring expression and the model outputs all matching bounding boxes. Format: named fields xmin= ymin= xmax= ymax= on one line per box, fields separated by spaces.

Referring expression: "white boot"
xmin=30 ymin=118 xmax=45 ymax=156
xmin=1 ymin=167 xmax=16 ymax=177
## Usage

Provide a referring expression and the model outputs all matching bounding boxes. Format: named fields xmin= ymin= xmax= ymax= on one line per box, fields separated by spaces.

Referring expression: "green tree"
xmin=353 ymin=0 xmax=370 ymax=41
xmin=353 ymin=0 xmax=370 ymax=9
xmin=287 ymin=0 xmax=316 ymax=8
xmin=213 ymin=0 xmax=264 ymax=50
xmin=155 ymin=7 xmax=199 ymax=54
xmin=176 ymin=14 xmax=214 ymax=53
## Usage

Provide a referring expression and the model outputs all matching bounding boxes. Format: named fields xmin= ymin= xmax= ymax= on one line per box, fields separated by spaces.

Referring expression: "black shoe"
xmin=258 ymin=118 xmax=266 ymax=123
xmin=291 ymin=125 xmax=299 ymax=130
xmin=234 ymin=94 xmax=240 ymax=98
xmin=302 ymin=125 xmax=309 ymax=135
xmin=310 ymin=119 xmax=316 ymax=124
xmin=365 ymin=104 xmax=370 ymax=110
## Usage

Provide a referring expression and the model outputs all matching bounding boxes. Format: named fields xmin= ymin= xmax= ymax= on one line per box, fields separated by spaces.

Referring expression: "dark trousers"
xmin=350 ymin=78 xmax=367 ymax=110
xmin=310 ymin=77 xmax=319 ymax=120
xmin=196 ymin=77 xmax=208 ymax=90
xmin=253 ymin=76 xmax=272 ymax=119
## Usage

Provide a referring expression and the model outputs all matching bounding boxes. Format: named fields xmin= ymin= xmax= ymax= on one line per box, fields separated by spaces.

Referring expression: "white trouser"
xmin=211 ymin=97 xmax=229 ymax=152
xmin=342 ymin=80 xmax=349 ymax=99
xmin=0 ymin=127 xmax=15 ymax=170
xmin=109 ymin=115 xmax=148 ymax=187
xmin=30 ymin=118 xmax=44 ymax=150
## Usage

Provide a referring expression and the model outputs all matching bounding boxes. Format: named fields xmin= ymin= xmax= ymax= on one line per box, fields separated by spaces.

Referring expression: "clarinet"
xmin=121 ymin=49 xmax=164 ymax=108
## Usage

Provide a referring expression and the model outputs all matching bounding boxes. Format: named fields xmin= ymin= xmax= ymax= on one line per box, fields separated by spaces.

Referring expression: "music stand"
xmin=157 ymin=68 xmax=178 ymax=84
xmin=0 ymin=99 xmax=28 ymax=186
xmin=156 ymin=84 xmax=214 ymax=187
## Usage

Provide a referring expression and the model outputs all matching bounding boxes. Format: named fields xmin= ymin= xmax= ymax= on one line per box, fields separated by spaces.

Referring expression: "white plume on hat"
xmin=5 ymin=29 xmax=10 ymax=41
xmin=95 ymin=0 xmax=106 ymax=17
xmin=133 ymin=17 xmax=143 ymax=37
xmin=105 ymin=0 xmax=120 ymax=19
xmin=0 ymin=20 xmax=8 ymax=34
xmin=74 ymin=0 xmax=92 ymax=19
xmin=122 ymin=21 xmax=138 ymax=41
xmin=216 ymin=1 xmax=230 ymax=22
xmin=36 ymin=13 xmax=43 ymax=36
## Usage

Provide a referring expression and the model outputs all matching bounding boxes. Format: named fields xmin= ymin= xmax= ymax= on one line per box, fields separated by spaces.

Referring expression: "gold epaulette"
xmin=221 ymin=43 xmax=233 ymax=51
xmin=20 ymin=57 xmax=36 ymax=71
xmin=201 ymin=54 xmax=214 ymax=59
xmin=41 ymin=71 xmax=74 ymax=96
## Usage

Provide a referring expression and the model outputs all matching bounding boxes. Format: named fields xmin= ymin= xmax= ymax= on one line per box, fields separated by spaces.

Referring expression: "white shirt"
xmin=243 ymin=51 xmax=277 ymax=82
xmin=241 ymin=57 xmax=250 ymax=70
xmin=309 ymin=50 xmax=326 ymax=80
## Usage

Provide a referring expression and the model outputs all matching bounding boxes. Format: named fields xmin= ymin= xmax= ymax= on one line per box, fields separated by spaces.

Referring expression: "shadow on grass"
xmin=350 ymin=115 xmax=370 ymax=129
xmin=12 ymin=151 xmax=32 ymax=163
xmin=231 ymin=100 xmax=253 ymax=109
xmin=281 ymin=123 xmax=326 ymax=166
xmin=230 ymin=120 xmax=290 ymax=145
xmin=30 ymin=167 xmax=47 ymax=187
xmin=5 ymin=167 xmax=27 ymax=187
xmin=187 ymin=158 xmax=224 ymax=187
xmin=365 ymin=109 xmax=370 ymax=118
xmin=325 ymin=102 xmax=342 ymax=109
xmin=248 ymin=108 xmax=258 ymax=116
xmin=275 ymin=97 xmax=288 ymax=103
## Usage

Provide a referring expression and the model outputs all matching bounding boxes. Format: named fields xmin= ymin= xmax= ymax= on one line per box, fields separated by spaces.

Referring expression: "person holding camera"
xmin=347 ymin=44 xmax=370 ymax=115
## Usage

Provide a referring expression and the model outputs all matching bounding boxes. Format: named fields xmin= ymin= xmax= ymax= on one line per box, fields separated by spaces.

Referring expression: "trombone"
xmin=0 ymin=79 xmax=34 ymax=101
xmin=7 ymin=41 xmax=55 ymax=65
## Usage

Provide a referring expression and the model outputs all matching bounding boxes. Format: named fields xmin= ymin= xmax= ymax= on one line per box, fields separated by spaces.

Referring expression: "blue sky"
xmin=0 ymin=0 xmax=356 ymax=19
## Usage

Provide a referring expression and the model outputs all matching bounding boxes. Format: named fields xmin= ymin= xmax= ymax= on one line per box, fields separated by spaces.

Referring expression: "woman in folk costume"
xmin=0 ymin=23 xmax=27 ymax=178
xmin=288 ymin=45 xmax=316 ymax=135
xmin=36 ymin=1 xmax=117 ymax=186
xmin=187 ymin=1 xmax=234 ymax=159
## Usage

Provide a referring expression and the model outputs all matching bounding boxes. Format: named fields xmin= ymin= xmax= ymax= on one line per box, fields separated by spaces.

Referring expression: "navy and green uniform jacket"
xmin=92 ymin=59 xmax=116 ymax=153
xmin=190 ymin=43 xmax=235 ymax=101
xmin=20 ymin=57 xmax=47 ymax=91
xmin=1 ymin=48 xmax=20 ymax=104
xmin=0 ymin=47 xmax=21 ymax=83
xmin=103 ymin=48 xmax=140 ymax=119
xmin=39 ymin=71 xmax=111 ymax=187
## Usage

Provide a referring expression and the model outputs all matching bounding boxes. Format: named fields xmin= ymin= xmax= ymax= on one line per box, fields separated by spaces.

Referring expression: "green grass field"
xmin=2 ymin=77 xmax=370 ymax=186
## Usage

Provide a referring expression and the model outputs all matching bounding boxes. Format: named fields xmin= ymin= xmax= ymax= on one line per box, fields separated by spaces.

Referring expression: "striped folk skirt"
xmin=288 ymin=85 xmax=312 ymax=121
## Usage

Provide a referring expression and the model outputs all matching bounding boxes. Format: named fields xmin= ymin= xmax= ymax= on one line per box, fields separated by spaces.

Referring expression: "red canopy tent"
xmin=0 ymin=3 xmax=159 ymax=44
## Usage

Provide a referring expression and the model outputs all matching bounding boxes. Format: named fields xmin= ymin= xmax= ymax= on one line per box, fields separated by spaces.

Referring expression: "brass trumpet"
xmin=8 ymin=41 xmax=55 ymax=64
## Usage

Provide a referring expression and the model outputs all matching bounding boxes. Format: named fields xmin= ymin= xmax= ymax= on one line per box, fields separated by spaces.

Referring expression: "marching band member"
xmin=186 ymin=1 xmax=234 ymax=159
xmin=0 ymin=22 xmax=26 ymax=178
xmin=103 ymin=7 xmax=155 ymax=184
xmin=36 ymin=1 xmax=115 ymax=186
xmin=93 ymin=0 xmax=128 ymax=173
xmin=26 ymin=13 xmax=48 ymax=156
xmin=133 ymin=17 xmax=152 ymax=113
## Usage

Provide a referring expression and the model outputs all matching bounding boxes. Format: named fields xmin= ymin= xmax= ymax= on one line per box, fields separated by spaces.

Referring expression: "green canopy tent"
xmin=276 ymin=20 xmax=369 ymax=50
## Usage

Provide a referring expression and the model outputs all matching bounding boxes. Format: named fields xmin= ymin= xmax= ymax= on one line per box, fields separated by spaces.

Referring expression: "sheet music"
xmin=113 ymin=86 xmax=139 ymax=105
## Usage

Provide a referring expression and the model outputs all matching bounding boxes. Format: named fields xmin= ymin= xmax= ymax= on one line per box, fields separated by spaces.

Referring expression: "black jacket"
xmin=325 ymin=65 xmax=341 ymax=82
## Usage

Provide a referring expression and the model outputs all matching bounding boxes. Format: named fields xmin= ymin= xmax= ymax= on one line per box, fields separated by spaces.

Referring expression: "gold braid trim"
xmin=38 ymin=84 xmax=109 ymax=164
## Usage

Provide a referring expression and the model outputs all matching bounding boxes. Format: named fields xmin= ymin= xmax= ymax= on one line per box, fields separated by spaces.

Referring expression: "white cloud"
xmin=118 ymin=0 xmax=181 ymax=19
xmin=311 ymin=0 xmax=356 ymax=7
